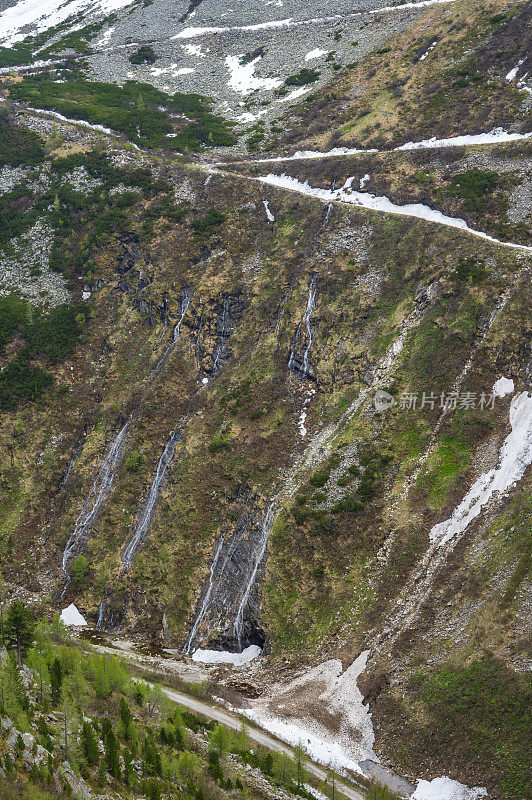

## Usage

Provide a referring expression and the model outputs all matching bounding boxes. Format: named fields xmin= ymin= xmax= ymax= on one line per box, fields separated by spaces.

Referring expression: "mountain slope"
xmin=0 ymin=0 xmax=531 ymax=798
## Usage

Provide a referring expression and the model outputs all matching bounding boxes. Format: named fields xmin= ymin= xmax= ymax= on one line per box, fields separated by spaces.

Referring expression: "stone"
xmin=58 ymin=760 xmax=92 ymax=799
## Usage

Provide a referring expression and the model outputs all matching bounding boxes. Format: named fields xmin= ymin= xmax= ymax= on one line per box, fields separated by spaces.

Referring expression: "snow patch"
xmin=492 ymin=376 xmax=514 ymax=398
xmin=60 ymin=604 xmax=87 ymax=626
xmin=243 ymin=651 xmax=376 ymax=776
xmin=430 ymin=390 xmax=532 ymax=547
xmin=396 ymin=127 xmax=532 ymax=151
xmin=257 ymin=173 xmax=532 ymax=252
xmin=359 ymin=173 xmax=370 ymax=189
xmin=28 ymin=108 xmax=114 ymax=136
xmin=305 ymin=48 xmax=328 ymax=61
xmin=263 ymin=200 xmax=275 ymax=222
xmin=182 ymin=43 xmax=206 ymax=57
xmin=0 ymin=0 xmax=135 ymax=46
xmin=225 ymin=55 xmax=282 ymax=94
xmin=506 ymin=58 xmax=525 ymax=81
xmin=172 ymin=1 xmax=457 ymax=40
xmin=412 ymin=776 xmax=487 ymax=800
xmin=277 ymin=85 xmax=312 ymax=102
xmin=192 ymin=645 xmax=261 ymax=666
xmin=419 ymin=40 xmax=436 ymax=61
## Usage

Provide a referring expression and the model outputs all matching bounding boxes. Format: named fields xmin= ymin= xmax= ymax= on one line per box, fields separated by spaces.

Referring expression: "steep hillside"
xmin=0 ymin=0 xmax=530 ymax=798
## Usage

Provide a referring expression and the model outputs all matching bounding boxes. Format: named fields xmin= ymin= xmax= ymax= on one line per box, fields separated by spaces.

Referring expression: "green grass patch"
xmin=410 ymin=656 xmax=531 ymax=800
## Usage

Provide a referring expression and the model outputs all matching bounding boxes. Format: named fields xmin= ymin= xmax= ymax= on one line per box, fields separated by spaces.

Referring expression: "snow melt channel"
xmin=257 ymin=173 xmax=532 ymax=253
xmin=430 ymin=388 xmax=532 ymax=548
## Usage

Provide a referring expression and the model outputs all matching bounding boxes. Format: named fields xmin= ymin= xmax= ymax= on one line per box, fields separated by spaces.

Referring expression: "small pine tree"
xmin=123 ymin=748 xmax=135 ymax=786
xmin=97 ymin=758 xmax=107 ymax=787
xmin=119 ymin=696 xmax=132 ymax=738
xmin=81 ymin=721 xmax=99 ymax=766
xmin=50 ymin=657 xmax=63 ymax=706
xmin=103 ymin=720 xmax=121 ymax=779
xmin=5 ymin=600 xmax=35 ymax=666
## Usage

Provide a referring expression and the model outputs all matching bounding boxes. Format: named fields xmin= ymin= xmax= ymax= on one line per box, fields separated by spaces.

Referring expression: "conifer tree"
xmin=81 ymin=721 xmax=99 ymax=766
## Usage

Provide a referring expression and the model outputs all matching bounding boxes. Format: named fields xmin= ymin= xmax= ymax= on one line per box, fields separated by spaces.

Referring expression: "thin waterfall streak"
xmin=96 ymin=597 xmax=106 ymax=629
xmin=148 ymin=289 xmax=192 ymax=379
xmin=183 ymin=535 xmax=225 ymax=654
xmin=61 ymin=420 xmax=130 ymax=576
xmin=173 ymin=289 xmax=192 ymax=342
xmin=212 ymin=298 xmax=228 ymax=375
xmin=233 ymin=501 xmax=276 ymax=650
xmin=302 ymin=276 xmax=317 ymax=375
xmin=122 ymin=429 xmax=181 ymax=568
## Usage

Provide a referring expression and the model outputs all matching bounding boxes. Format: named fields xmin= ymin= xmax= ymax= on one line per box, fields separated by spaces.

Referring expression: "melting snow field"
xmin=242 ymin=651 xmax=376 ymax=775
xmin=172 ymin=0 xmax=458 ymax=40
xmin=430 ymin=388 xmax=532 ymax=548
xmin=411 ymin=776 xmax=487 ymax=800
xmin=225 ymin=55 xmax=282 ymax=95
xmin=60 ymin=604 xmax=87 ymax=626
xmin=0 ymin=0 xmax=135 ymax=46
xmin=191 ymin=645 xmax=262 ymax=666
xmin=257 ymin=173 xmax=532 ymax=252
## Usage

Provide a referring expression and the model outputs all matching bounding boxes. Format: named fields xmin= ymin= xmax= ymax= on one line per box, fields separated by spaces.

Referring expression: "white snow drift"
xmin=225 ymin=55 xmax=282 ymax=95
xmin=0 ymin=0 xmax=135 ymax=46
xmin=60 ymin=604 xmax=87 ymax=626
xmin=257 ymin=173 xmax=532 ymax=252
xmin=191 ymin=645 xmax=261 ymax=666
xmin=173 ymin=0 xmax=457 ymax=40
xmin=412 ymin=776 xmax=487 ymax=800
xmin=430 ymin=388 xmax=532 ymax=548
xmin=242 ymin=651 xmax=376 ymax=775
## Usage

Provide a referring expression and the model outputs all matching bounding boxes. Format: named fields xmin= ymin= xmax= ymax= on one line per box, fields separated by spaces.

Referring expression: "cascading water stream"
xmin=148 ymin=289 xmax=192 ymax=379
xmin=233 ymin=500 xmax=276 ymax=650
xmin=183 ymin=535 xmax=225 ymax=654
xmin=301 ymin=276 xmax=317 ymax=376
xmin=183 ymin=491 xmax=257 ymax=652
xmin=173 ymin=289 xmax=192 ymax=342
xmin=288 ymin=276 xmax=317 ymax=379
xmin=96 ymin=596 xmax=106 ymax=630
xmin=61 ymin=420 xmax=130 ymax=595
xmin=121 ymin=428 xmax=182 ymax=568
xmin=212 ymin=298 xmax=229 ymax=376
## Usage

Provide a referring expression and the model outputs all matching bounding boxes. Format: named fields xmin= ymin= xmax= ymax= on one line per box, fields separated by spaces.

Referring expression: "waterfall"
xmin=322 ymin=202 xmax=333 ymax=228
xmin=183 ymin=535 xmax=225 ymax=654
xmin=173 ymin=289 xmax=192 ymax=342
xmin=61 ymin=420 xmax=130 ymax=584
xmin=233 ymin=501 xmax=276 ymax=650
xmin=288 ymin=276 xmax=317 ymax=379
xmin=212 ymin=298 xmax=229 ymax=375
xmin=183 ymin=491 xmax=255 ymax=652
xmin=147 ymin=288 xmax=192 ymax=379
xmin=301 ymin=276 xmax=317 ymax=376
xmin=121 ymin=428 xmax=182 ymax=568
xmin=96 ymin=597 xmax=106 ymax=630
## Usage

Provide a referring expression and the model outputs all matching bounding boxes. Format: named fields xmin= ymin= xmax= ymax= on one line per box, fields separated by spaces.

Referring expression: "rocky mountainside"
xmin=0 ymin=0 xmax=531 ymax=798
